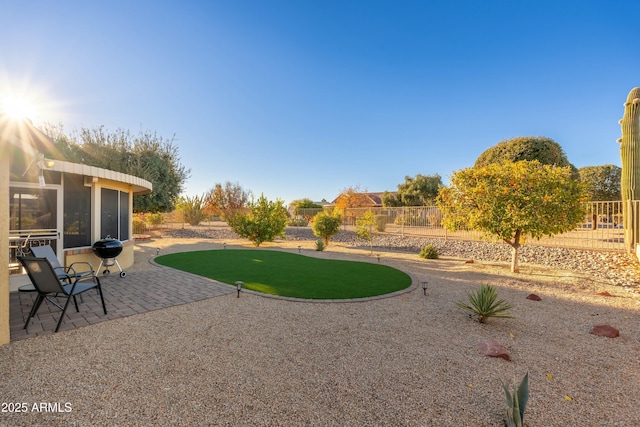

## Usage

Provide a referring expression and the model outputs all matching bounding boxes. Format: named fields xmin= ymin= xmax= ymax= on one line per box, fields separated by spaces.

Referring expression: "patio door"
xmin=9 ymin=185 xmax=63 ymax=265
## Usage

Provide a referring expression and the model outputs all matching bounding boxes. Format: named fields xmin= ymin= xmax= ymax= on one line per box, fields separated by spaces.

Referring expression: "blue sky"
xmin=2 ymin=0 xmax=639 ymax=205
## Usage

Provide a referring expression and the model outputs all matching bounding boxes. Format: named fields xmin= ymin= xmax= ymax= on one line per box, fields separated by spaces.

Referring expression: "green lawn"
xmin=155 ymin=249 xmax=412 ymax=299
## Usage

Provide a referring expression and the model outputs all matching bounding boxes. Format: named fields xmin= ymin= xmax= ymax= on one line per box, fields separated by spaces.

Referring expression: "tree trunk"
xmin=510 ymin=244 xmax=520 ymax=273
xmin=509 ymin=229 xmax=522 ymax=273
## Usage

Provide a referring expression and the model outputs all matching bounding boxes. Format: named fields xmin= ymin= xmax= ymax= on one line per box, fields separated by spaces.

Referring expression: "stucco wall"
xmin=1 ymin=160 xmax=10 ymax=346
xmin=65 ymin=239 xmax=135 ymax=275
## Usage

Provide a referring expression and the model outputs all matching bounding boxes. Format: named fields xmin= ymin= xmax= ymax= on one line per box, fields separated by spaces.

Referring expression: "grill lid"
xmin=92 ymin=236 xmax=123 ymax=258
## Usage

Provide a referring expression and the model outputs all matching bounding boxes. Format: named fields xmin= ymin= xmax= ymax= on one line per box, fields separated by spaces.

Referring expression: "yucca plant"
xmin=502 ymin=372 xmax=529 ymax=427
xmin=314 ymin=239 xmax=326 ymax=251
xmin=456 ymin=284 xmax=513 ymax=323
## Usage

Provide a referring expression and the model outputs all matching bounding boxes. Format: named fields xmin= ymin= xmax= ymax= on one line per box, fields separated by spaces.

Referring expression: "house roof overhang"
xmin=48 ymin=159 xmax=153 ymax=195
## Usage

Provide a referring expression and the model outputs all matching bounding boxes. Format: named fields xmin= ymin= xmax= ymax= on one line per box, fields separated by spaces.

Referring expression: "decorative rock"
xmin=526 ymin=293 xmax=542 ymax=301
xmin=590 ymin=324 xmax=620 ymax=338
xmin=596 ymin=291 xmax=613 ymax=297
xmin=479 ymin=339 xmax=511 ymax=361
xmin=465 ymin=259 xmax=474 ymax=264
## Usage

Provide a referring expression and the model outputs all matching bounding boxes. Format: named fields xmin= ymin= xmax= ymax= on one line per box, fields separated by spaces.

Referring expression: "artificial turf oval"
xmin=155 ymin=249 xmax=412 ymax=299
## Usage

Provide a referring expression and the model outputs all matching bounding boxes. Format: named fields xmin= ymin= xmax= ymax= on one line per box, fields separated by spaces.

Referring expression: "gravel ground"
xmin=1 ymin=229 xmax=639 ymax=426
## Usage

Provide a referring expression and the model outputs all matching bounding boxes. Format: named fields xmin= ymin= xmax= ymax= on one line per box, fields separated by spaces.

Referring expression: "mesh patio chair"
xmin=29 ymin=245 xmax=94 ymax=283
xmin=18 ymin=256 xmax=107 ymax=333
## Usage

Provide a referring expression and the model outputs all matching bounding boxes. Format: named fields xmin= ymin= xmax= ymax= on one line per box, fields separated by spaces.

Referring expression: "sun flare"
xmin=1 ymin=95 xmax=38 ymax=120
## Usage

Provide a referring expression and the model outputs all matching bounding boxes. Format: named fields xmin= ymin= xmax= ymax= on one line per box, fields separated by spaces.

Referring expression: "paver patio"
xmin=9 ymin=265 xmax=235 ymax=341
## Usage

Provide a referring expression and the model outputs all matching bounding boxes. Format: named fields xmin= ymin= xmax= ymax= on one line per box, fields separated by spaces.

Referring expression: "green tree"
xmin=356 ymin=210 xmax=376 ymax=254
xmin=400 ymin=174 xmax=442 ymax=206
xmin=290 ymin=198 xmax=322 ymax=213
xmin=228 ymin=194 xmax=288 ymax=247
xmin=381 ymin=191 xmax=402 ymax=207
xmin=44 ymin=124 xmax=189 ymax=213
xmin=578 ymin=165 xmax=621 ymax=201
xmin=437 ymin=160 xmax=586 ymax=273
xmin=474 ymin=136 xmax=578 ymax=177
xmin=205 ymin=181 xmax=252 ymax=220
xmin=312 ymin=209 xmax=342 ymax=246
xmin=176 ymin=194 xmax=206 ymax=226
xmin=578 ymin=164 xmax=622 ymax=229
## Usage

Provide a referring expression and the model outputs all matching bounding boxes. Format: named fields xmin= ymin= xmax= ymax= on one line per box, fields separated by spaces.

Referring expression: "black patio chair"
xmin=29 ymin=245 xmax=94 ymax=283
xmin=18 ymin=256 xmax=107 ymax=333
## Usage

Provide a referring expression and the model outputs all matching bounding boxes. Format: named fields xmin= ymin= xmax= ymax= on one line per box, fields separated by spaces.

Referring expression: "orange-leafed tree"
xmin=437 ymin=160 xmax=586 ymax=273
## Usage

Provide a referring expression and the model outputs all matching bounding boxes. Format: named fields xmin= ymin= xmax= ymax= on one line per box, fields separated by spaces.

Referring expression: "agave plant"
xmin=314 ymin=239 xmax=326 ymax=252
xmin=502 ymin=372 xmax=529 ymax=427
xmin=456 ymin=284 xmax=513 ymax=323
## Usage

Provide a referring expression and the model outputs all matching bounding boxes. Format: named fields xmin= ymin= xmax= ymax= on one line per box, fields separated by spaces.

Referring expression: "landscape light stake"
xmin=223 ymin=242 xmax=226 ymax=249
xmin=298 ymin=245 xmax=301 ymax=253
xmin=156 ymin=248 xmax=160 ymax=256
xmin=422 ymin=281 xmax=428 ymax=296
xmin=376 ymin=253 xmax=380 ymax=263
xmin=235 ymin=281 xmax=243 ymax=298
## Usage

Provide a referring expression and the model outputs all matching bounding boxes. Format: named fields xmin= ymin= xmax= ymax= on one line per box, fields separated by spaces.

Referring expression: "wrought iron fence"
xmin=294 ymin=201 xmax=632 ymax=252
xmin=131 ymin=201 xmax=640 ymax=252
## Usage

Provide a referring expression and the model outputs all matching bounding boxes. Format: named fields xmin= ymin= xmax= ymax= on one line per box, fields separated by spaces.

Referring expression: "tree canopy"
xmin=205 ymin=181 xmax=252 ymax=219
xmin=334 ymin=185 xmax=371 ymax=209
xmin=474 ymin=136 xmax=577 ymax=177
xmin=437 ymin=160 xmax=586 ymax=272
xmin=382 ymin=174 xmax=442 ymax=206
xmin=578 ymin=164 xmax=621 ymax=201
xmin=43 ymin=124 xmax=189 ymax=213
xmin=228 ymin=194 xmax=288 ymax=247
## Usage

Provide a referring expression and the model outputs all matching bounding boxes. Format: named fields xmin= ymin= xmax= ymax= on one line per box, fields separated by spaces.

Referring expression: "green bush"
xmin=456 ymin=284 xmax=513 ymax=323
xmin=228 ymin=194 xmax=288 ymax=247
xmin=419 ymin=244 xmax=439 ymax=259
xmin=312 ymin=210 xmax=342 ymax=246
xmin=374 ymin=215 xmax=388 ymax=232
xmin=315 ymin=239 xmax=325 ymax=251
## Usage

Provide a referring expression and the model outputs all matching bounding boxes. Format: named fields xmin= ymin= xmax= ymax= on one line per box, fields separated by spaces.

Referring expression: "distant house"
xmin=331 ymin=191 xmax=396 ymax=208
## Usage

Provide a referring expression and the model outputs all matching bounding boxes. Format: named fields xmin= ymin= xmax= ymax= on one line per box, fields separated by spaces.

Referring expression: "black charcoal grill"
xmin=92 ymin=236 xmax=126 ymax=277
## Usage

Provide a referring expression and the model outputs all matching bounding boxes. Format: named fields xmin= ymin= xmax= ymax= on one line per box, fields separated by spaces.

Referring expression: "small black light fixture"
xmin=235 ymin=281 xmax=243 ymax=298
xmin=298 ymin=245 xmax=301 ymax=253
xmin=223 ymin=242 xmax=227 ymax=249
xmin=376 ymin=253 xmax=380 ymax=263
xmin=421 ymin=281 xmax=428 ymax=296
xmin=156 ymin=248 xmax=160 ymax=256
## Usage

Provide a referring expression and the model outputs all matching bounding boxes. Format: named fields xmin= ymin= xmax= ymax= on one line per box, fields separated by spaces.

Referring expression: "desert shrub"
xmin=288 ymin=217 xmax=308 ymax=227
xmin=146 ymin=213 xmax=164 ymax=227
xmin=503 ymin=372 xmax=529 ymax=427
xmin=419 ymin=244 xmax=439 ymax=259
xmin=374 ymin=215 xmax=388 ymax=232
xmin=132 ymin=217 xmax=147 ymax=234
xmin=315 ymin=239 xmax=325 ymax=251
xmin=456 ymin=284 xmax=513 ymax=323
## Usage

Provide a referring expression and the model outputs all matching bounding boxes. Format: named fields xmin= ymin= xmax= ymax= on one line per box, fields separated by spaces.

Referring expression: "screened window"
xmin=64 ymin=175 xmax=92 ymax=248
xmin=101 ymin=188 xmax=130 ymax=241
xmin=9 ymin=188 xmax=57 ymax=231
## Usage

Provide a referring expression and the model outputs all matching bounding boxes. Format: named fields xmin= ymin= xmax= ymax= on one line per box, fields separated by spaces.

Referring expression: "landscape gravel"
xmin=1 ymin=227 xmax=639 ymax=426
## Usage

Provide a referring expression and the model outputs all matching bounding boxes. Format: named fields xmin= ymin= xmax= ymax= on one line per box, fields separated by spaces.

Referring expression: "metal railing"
xmin=9 ymin=229 xmax=58 ymax=272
